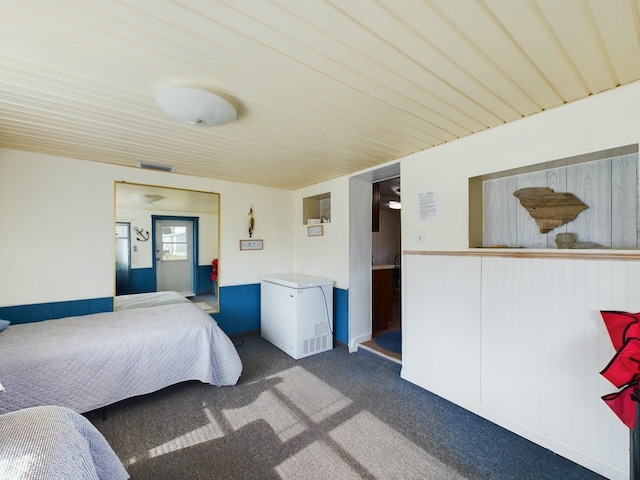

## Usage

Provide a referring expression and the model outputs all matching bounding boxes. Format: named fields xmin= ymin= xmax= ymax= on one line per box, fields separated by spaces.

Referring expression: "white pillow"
xmin=0 ymin=319 xmax=10 ymax=332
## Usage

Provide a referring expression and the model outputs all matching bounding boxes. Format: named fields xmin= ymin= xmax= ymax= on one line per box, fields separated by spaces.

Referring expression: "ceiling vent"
xmin=137 ymin=161 xmax=176 ymax=173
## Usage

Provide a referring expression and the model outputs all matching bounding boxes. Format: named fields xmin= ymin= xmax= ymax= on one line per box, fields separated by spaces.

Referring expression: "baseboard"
xmin=349 ymin=333 xmax=372 ymax=353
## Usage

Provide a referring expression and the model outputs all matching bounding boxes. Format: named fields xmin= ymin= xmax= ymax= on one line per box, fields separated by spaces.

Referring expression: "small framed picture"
xmin=307 ymin=225 xmax=324 ymax=237
xmin=240 ymin=239 xmax=264 ymax=250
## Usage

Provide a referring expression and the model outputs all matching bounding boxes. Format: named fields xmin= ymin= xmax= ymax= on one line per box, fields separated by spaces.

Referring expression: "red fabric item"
xmin=602 ymin=383 xmax=639 ymax=429
xmin=601 ymin=311 xmax=640 ymax=350
xmin=626 ymin=321 xmax=640 ymax=343
xmin=210 ymin=259 xmax=218 ymax=282
xmin=600 ymin=338 xmax=640 ymax=388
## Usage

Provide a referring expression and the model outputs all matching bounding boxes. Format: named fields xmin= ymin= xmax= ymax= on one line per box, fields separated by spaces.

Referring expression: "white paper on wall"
xmin=417 ymin=191 xmax=437 ymax=221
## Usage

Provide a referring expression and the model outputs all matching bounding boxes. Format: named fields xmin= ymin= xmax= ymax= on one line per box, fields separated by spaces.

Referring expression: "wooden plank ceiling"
xmin=1 ymin=0 xmax=640 ymax=190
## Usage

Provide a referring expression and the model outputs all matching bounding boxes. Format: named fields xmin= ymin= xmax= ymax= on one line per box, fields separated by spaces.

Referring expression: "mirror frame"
xmin=114 ymin=182 xmax=220 ymax=312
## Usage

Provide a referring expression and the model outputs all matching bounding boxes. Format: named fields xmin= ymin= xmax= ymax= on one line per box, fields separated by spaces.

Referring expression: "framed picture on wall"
xmin=307 ymin=225 xmax=323 ymax=237
xmin=239 ymin=239 xmax=263 ymax=250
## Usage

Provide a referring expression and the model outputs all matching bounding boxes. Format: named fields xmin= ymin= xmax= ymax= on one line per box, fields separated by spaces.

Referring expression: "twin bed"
xmin=0 ymin=405 xmax=129 ymax=480
xmin=113 ymin=290 xmax=192 ymax=310
xmin=0 ymin=291 xmax=242 ymax=479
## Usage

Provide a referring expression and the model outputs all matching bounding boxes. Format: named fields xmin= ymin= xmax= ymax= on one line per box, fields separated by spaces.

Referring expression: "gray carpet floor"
xmin=88 ymin=336 xmax=606 ymax=480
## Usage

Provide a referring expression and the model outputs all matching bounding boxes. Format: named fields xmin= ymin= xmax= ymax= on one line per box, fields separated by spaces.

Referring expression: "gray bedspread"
xmin=0 ymin=303 xmax=242 ymax=414
xmin=114 ymin=291 xmax=191 ymax=310
xmin=0 ymin=405 xmax=129 ymax=480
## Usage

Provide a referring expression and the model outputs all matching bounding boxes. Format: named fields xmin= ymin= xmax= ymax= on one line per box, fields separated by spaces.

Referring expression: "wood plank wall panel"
xmin=402 ymin=254 xmax=482 ymax=405
xmin=483 ymin=154 xmax=638 ymax=249
xmin=611 ymin=154 xmax=638 ymax=248
xmin=567 ymin=158 xmax=612 ymax=246
xmin=483 ymin=176 xmax=517 ymax=247
xmin=480 ymin=256 xmax=640 ymax=476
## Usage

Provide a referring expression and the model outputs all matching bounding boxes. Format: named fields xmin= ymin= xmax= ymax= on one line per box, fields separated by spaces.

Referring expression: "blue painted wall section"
xmin=127 ymin=266 xmax=213 ymax=295
xmin=0 ymin=286 xmax=349 ymax=344
xmin=213 ymin=284 xmax=349 ymax=343
xmin=334 ymin=287 xmax=349 ymax=345
xmin=129 ymin=268 xmax=154 ymax=294
xmin=213 ymin=284 xmax=260 ymax=336
xmin=197 ymin=265 xmax=214 ymax=295
xmin=0 ymin=297 xmax=114 ymax=324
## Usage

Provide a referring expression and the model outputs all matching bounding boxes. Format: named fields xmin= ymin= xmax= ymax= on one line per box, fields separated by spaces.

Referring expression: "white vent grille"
xmin=303 ymin=335 xmax=329 ymax=355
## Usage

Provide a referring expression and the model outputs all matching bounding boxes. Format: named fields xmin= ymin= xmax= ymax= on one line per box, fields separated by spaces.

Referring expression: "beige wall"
xmin=293 ymin=176 xmax=350 ymax=289
xmin=0 ymin=149 xmax=294 ymax=306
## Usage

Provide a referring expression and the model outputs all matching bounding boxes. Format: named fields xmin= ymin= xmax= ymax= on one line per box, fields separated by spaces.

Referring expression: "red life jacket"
xmin=602 ymin=382 xmax=640 ymax=429
xmin=601 ymin=310 xmax=640 ymax=350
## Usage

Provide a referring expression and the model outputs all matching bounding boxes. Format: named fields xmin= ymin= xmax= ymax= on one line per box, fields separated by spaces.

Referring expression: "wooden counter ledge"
xmin=404 ymin=249 xmax=640 ymax=261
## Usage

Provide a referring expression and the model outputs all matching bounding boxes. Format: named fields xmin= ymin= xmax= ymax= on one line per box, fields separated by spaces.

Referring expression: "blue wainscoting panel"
xmin=212 ymin=284 xmax=349 ymax=342
xmin=197 ymin=265 xmax=214 ymax=295
xmin=129 ymin=268 xmax=155 ymax=294
xmin=334 ymin=287 xmax=349 ymax=345
xmin=0 ymin=286 xmax=349 ymax=346
xmin=128 ymin=267 xmax=213 ymax=295
xmin=0 ymin=297 xmax=114 ymax=324
xmin=213 ymin=284 xmax=260 ymax=336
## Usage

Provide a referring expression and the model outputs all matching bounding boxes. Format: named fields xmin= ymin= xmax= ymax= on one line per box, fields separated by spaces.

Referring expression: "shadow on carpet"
xmin=88 ymin=336 xmax=607 ymax=480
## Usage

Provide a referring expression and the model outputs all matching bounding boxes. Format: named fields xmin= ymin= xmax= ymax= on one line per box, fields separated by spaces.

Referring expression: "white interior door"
xmin=155 ymin=219 xmax=194 ymax=296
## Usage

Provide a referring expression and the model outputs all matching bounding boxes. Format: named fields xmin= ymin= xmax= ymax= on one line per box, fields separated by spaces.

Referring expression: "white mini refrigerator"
xmin=260 ymin=273 xmax=334 ymax=359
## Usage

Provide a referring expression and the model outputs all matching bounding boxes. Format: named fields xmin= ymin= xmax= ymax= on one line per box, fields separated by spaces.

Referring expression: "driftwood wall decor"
xmin=482 ymin=153 xmax=637 ymax=248
xmin=513 ymin=187 xmax=588 ymax=234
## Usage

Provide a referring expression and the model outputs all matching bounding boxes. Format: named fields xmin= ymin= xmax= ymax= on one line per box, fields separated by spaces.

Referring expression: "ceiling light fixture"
xmin=136 ymin=194 xmax=164 ymax=204
xmin=156 ymin=87 xmax=237 ymax=127
xmin=389 ymin=200 xmax=401 ymax=210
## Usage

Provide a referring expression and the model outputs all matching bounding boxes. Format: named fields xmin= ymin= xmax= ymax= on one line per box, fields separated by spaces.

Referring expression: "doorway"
xmin=364 ymin=177 xmax=402 ymax=360
xmin=348 ymin=163 xmax=401 ymax=359
xmin=153 ymin=216 xmax=198 ymax=297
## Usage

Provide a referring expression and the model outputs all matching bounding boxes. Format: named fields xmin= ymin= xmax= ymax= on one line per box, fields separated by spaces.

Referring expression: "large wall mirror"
xmin=115 ymin=182 xmax=220 ymax=313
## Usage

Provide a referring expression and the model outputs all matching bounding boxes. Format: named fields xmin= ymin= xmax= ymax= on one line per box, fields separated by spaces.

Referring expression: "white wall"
xmin=402 ymin=81 xmax=640 ymax=252
xmin=293 ymin=176 xmax=350 ymax=289
xmin=398 ymin=81 xmax=640 ymax=480
xmin=0 ymin=149 xmax=294 ymax=306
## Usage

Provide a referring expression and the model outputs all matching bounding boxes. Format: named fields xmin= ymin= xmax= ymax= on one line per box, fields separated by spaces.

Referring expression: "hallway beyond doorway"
xmin=360 ymin=296 xmax=401 ymax=363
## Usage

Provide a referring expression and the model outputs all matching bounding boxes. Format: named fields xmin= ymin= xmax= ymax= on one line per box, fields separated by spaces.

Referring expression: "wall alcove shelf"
xmin=303 ymin=192 xmax=331 ymax=225
xmin=469 ymin=145 xmax=639 ymax=250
